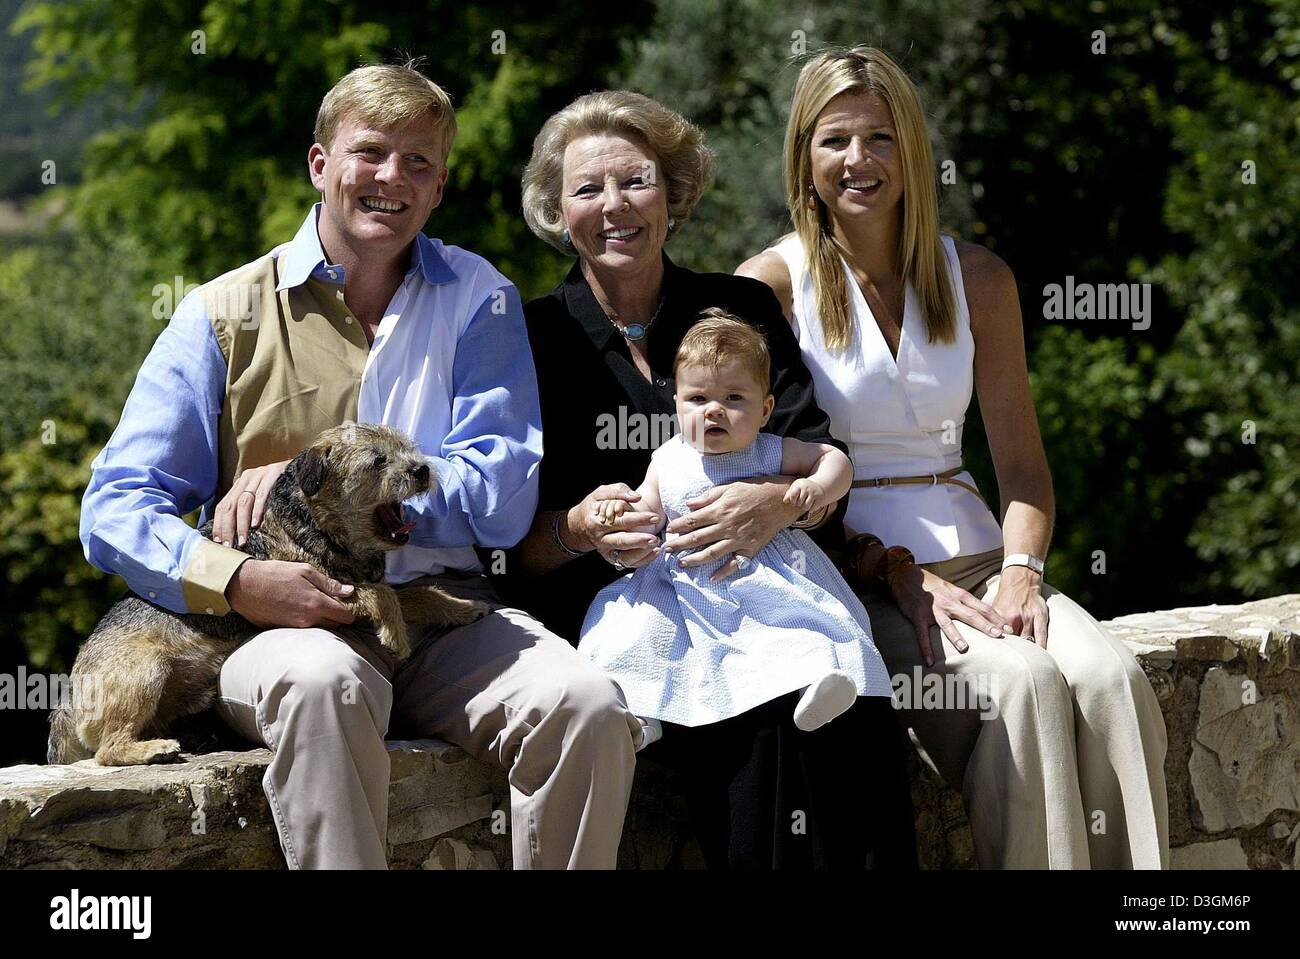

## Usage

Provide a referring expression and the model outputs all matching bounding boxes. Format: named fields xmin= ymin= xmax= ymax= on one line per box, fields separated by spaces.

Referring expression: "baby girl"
xmin=578 ymin=310 xmax=893 ymax=748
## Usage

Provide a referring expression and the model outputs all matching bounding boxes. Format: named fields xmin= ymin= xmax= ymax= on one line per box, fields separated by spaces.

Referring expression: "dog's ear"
xmin=297 ymin=444 xmax=330 ymax=498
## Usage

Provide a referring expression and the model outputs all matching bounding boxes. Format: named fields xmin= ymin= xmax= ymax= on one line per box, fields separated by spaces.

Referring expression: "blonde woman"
xmin=738 ymin=46 xmax=1169 ymax=869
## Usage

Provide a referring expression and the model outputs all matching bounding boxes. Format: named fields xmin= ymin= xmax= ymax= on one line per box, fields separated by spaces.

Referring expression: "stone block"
xmin=1188 ymin=667 xmax=1300 ymax=832
xmin=1170 ymin=838 xmax=1249 ymax=870
xmin=2 ymin=594 xmax=1297 ymax=869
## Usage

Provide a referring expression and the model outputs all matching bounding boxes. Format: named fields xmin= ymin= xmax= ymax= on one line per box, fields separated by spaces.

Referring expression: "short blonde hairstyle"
xmin=521 ymin=90 xmax=715 ymax=253
xmin=315 ymin=60 xmax=458 ymax=164
xmin=674 ymin=309 xmax=771 ymax=396
xmin=785 ymin=46 xmax=955 ymax=349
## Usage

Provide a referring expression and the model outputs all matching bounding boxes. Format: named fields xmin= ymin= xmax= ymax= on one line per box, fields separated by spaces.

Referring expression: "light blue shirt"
xmin=80 ymin=204 xmax=542 ymax=613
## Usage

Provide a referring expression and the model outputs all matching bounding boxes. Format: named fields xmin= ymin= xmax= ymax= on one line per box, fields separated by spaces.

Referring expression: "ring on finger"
xmin=733 ymin=552 xmax=751 ymax=571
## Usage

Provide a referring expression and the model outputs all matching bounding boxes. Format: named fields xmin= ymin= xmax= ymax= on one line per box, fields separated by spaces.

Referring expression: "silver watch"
xmin=1001 ymin=552 xmax=1045 ymax=576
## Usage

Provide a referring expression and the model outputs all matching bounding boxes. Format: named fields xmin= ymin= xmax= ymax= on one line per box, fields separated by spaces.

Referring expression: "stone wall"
xmin=2 ymin=595 xmax=1296 ymax=870
xmin=1108 ymin=595 xmax=1300 ymax=870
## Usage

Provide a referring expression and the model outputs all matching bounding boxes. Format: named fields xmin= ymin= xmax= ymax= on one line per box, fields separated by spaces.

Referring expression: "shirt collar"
xmin=276 ymin=203 xmax=458 ymax=291
xmin=560 ymin=251 xmax=685 ymax=353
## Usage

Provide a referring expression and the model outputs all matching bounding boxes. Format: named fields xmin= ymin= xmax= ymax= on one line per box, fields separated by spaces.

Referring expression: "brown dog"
xmin=48 ymin=422 xmax=488 ymax=766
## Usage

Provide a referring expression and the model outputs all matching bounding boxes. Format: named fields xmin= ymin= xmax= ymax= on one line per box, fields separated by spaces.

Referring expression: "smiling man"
xmin=79 ymin=62 xmax=641 ymax=869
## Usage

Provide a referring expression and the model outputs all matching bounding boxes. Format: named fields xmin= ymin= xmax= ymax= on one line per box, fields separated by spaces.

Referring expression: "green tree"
xmin=0 ymin=235 xmax=164 ymax=671
xmin=1146 ymin=0 xmax=1300 ymax=597
xmin=13 ymin=0 xmax=652 ymax=297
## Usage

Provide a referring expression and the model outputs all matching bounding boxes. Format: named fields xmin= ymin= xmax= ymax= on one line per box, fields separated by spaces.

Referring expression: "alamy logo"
xmin=1042 ymin=276 xmax=1151 ymax=330
xmin=890 ymin=667 xmax=999 ymax=720
xmin=50 ymin=889 xmax=152 ymax=939
xmin=0 ymin=668 xmax=101 ymax=713
xmin=595 ymin=406 xmax=679 ymax=450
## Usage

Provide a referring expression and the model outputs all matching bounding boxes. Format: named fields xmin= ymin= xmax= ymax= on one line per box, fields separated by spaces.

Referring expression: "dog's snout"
xmin=410 ymin=463 xmax=430 ymax=484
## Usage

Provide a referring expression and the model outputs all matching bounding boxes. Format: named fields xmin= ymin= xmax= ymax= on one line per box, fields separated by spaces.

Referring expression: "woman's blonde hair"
xmin=315 ymin=60 xmax=458 ymax=164
xmin=784 ymin=46 xmax=955 ymax=350
xmin=674 ymin=309 xmax=771 ymax=396
xmin=522 ymin=90 xmax=714 ymax=253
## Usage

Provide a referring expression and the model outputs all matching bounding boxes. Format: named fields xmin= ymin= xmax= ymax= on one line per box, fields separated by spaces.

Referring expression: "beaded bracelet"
xmin=845 ymin=532 xmax=885 ymax=582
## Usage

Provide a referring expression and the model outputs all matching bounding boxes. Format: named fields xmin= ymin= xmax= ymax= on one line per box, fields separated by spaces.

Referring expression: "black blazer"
xmin=499 ymin=252 xmax=846 ymax=641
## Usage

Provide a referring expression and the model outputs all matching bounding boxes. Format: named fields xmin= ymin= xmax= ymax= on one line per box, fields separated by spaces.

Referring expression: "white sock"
xmin=793 ymin=670 xmax=858 ymax=732
xmin=636 ymin=717 xmax=663 ymax=752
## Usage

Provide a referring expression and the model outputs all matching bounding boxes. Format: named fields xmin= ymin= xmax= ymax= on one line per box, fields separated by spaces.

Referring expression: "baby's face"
xmin=674 ymin=360 xmax=775 ymax=454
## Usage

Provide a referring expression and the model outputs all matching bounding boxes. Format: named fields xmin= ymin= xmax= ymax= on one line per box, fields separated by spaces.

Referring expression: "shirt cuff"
xmin=181 ymin=539 xmax=250 ymax=615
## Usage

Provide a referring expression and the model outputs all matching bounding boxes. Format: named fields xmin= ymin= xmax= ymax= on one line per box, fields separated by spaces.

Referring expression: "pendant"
xmin=622 ymin=323 xmax=647 ymax=341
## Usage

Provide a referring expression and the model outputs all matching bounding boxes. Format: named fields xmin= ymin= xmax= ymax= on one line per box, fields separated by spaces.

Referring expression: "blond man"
xmin=80 ymin=62 xmax=641 ymax=869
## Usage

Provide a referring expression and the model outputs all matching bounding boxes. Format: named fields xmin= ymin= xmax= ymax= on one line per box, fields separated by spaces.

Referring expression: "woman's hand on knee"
xmin=991 ymin=567 xmax=1050 ymax=648
xmin=888 ymin=565 xmax=1008 ymax=667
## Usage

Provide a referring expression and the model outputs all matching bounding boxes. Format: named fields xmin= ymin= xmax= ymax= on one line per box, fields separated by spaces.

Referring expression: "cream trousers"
xmin=859 ymin=548 xmax=1169 ymax=869
xmin=215 ymin=572 xmax=641 ymax=869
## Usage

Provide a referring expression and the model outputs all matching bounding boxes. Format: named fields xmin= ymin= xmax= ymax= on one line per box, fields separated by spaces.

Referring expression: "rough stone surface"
xmin=1188 ymin=668 xmax=1300 ymax=833
xmin=1105 ymin=594 xmax=1300 ymax=870
xmin=0 ymin=740 xmax=516 ymax=870
xmin=1169 ymin=838 xmax=1249 ymax=870
xmin=3 ymin=594 xmax=1297 ymax=870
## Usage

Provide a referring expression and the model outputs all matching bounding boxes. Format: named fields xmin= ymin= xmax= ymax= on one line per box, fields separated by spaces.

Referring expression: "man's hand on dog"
xmin=227 ymin=560 xmax=357 ymax=629
xmin=215 ymin=459 xmax=292 ymax=547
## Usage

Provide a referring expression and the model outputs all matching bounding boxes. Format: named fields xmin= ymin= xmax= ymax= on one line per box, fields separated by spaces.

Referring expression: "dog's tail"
xmin=47 ymin=703 xmax=91 ymax=764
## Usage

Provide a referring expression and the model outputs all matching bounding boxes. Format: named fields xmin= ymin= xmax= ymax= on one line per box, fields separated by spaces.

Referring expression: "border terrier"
xmin=48 ymin=422 xmax=489 ymax=766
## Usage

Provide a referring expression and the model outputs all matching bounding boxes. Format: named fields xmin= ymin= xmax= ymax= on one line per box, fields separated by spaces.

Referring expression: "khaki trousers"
xmin=215 ymin=572 xmax=641 ymax=869
xmin=858 ymin=548 xmax=1169 ymax=869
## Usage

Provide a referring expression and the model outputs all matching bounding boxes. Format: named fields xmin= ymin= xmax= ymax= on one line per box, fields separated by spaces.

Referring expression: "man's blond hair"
xmin=315 ymin=59 xmax=458 ymax=164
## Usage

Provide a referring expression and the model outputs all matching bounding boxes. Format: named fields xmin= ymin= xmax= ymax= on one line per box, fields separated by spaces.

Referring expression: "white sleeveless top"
xmin=771 ymin=233 xmax=1004 ymax=563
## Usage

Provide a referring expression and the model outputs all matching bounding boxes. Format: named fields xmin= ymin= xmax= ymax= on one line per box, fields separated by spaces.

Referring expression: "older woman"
xmin=739 ymin=46 xmax=1168 ymax=869
xmin=502 ymin=90 xmax=917 ymax=869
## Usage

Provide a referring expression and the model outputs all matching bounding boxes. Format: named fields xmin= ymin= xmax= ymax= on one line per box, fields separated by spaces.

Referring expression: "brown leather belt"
xmin=850 ymin=466 xmax=986 ymax=506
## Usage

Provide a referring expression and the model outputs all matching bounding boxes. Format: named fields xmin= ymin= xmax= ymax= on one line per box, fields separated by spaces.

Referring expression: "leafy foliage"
xmin=12 ymin=0 xmax=652 ymax=296
xmin=0 ymin=235 xmax=166 ymax=669
xmin=1147 ymin=0 xmax=1300 ymax=596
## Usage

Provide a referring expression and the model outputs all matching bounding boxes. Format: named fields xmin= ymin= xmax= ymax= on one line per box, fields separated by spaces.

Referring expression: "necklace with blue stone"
xmin=609 ymin=294 xmax=665 ymax=342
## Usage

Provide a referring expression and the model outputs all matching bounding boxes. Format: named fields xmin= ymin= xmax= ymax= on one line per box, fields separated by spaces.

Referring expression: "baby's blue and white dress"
xmin=578 ymin=431 xmax=893 ymax=727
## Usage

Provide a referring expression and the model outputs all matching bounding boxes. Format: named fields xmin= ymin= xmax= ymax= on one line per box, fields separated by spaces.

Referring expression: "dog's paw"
xmin=140 ymin=739 xmax=184 ymax=764
xmin=447 ymin=598 xmax=492 ymax=626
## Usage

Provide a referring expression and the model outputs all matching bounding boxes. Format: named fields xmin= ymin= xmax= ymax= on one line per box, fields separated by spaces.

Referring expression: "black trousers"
xmin=642 ymin=693 xmax=918 ymax=870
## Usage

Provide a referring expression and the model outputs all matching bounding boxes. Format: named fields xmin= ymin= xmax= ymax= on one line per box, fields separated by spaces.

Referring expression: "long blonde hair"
xmin=784 ymin=46 xmax=955 ymax=350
